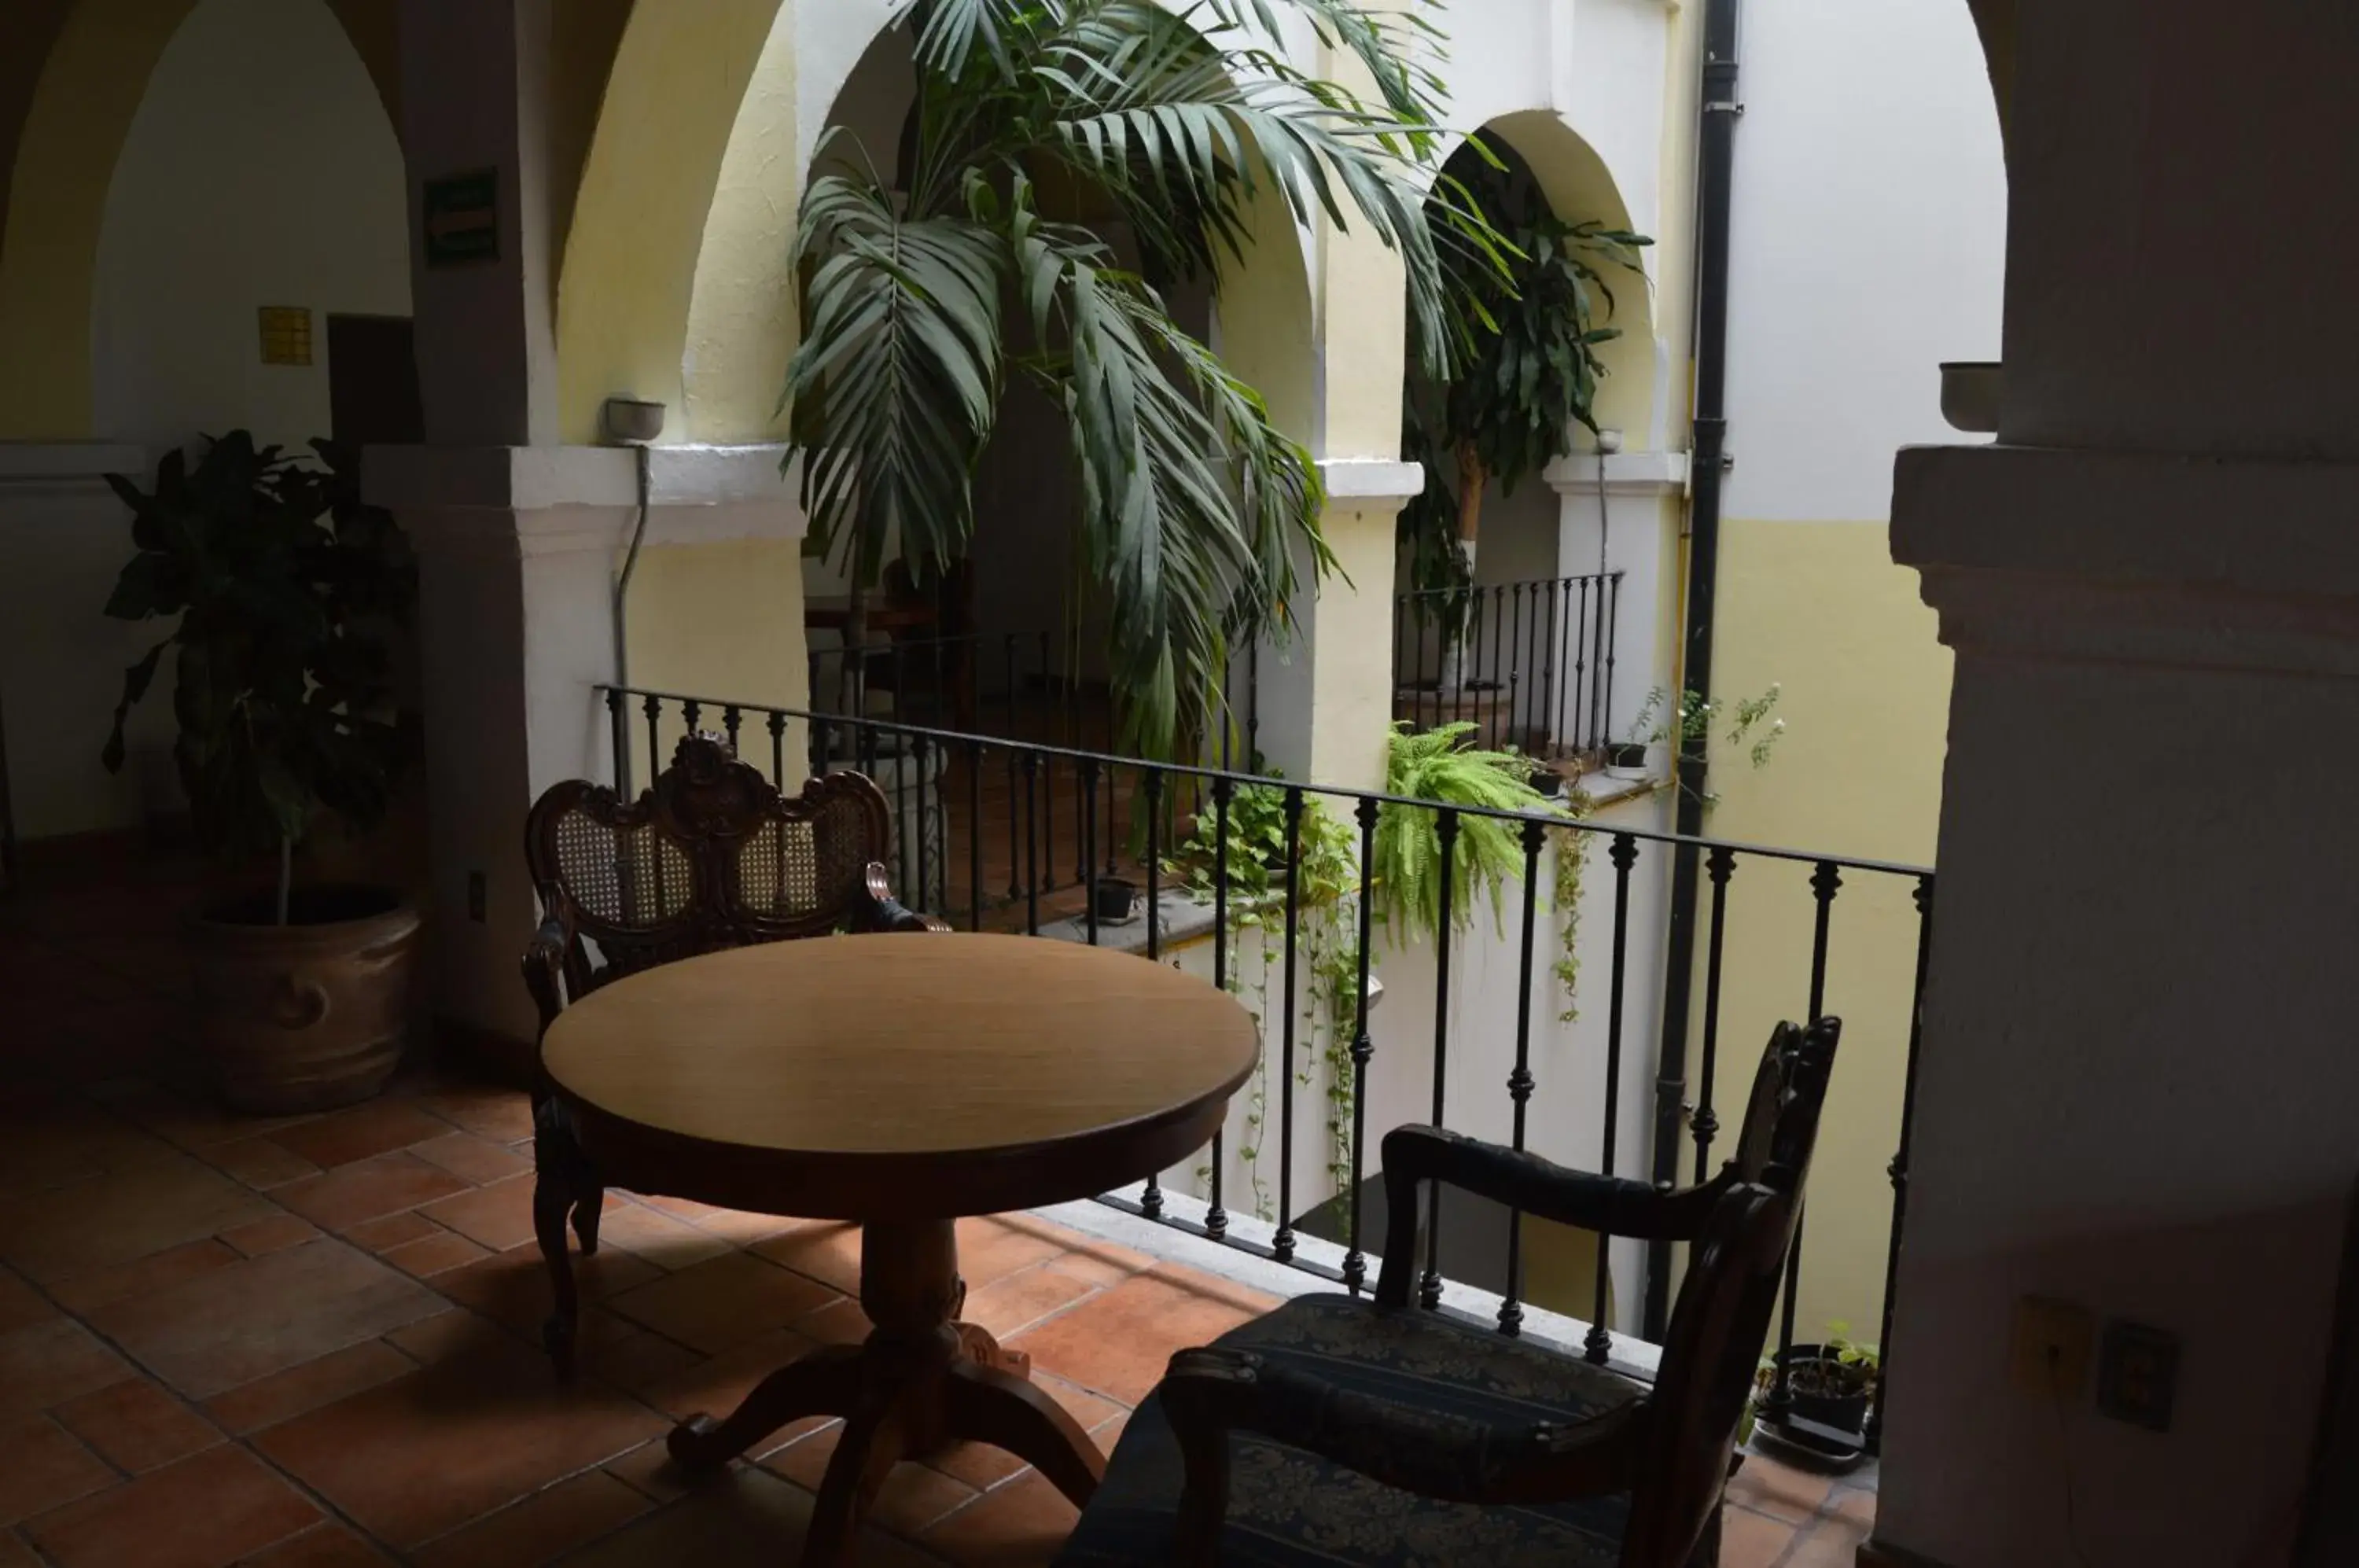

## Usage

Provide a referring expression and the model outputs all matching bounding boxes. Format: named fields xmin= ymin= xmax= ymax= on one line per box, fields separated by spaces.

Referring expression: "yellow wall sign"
xmin=257 ymin=307 xmax=313 ymax=366
xmin=423 ymin=167 xmax=499 ymax=267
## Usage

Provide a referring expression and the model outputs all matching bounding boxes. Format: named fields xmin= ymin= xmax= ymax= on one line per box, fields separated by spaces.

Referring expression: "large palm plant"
xmin=786 ymin=0 xmax=1485 ymax=756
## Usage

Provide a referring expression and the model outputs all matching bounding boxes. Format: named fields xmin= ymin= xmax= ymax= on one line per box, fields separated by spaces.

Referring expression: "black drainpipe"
xmin=1641 ymin=0 xmax=1743 ymax=1343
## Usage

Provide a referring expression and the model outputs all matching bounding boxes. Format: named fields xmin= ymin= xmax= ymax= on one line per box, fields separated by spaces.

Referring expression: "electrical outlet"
xmin=2010 ymin=1296 xmax=2094 ymax=1400
xmin=2096 ymin=1320 xmax=2180 ymax=1432
xmin=467 ymin=871 xmax=487 ymax=923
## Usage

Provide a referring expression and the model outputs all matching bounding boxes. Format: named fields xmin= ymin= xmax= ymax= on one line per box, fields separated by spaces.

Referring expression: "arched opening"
xmin=91 ymin=0 xmax=408 ymax=451
xmin=0 ymin=0 xmax=400 ymax=442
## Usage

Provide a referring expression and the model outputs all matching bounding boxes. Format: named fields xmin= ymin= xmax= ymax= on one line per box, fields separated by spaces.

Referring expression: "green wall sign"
xmin=423 ymin=168 xmax=499 ymax=267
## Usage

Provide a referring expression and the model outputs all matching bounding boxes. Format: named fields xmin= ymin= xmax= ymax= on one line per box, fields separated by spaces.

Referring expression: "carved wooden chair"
xmin=1052 ymin=1016 xmax=1841 ymax=1568
xmin=521 ymin=732 xmax=947 ymax=1375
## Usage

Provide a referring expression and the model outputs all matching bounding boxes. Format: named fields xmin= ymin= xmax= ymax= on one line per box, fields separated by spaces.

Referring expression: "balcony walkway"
xmin=0 ymin=854 xmax=1871 ymax=1566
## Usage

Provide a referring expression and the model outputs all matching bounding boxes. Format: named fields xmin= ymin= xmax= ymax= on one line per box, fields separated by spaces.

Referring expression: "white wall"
xmin=1720 ymin=0 xmax=2006 ymax=523
xmin=90 ymin=0 xmax=410 ymax=454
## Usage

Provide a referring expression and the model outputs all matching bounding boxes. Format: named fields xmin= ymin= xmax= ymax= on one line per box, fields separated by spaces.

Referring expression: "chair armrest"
xmin=857 ymin=861 xmax=951 ymax=933
xmin=521 ymin=911 xmax=572 ymax=1042
xmin=1375 ymin=1126 xmax=1732 ymax=1309
xmin=1161 ymin=1346 xmax=1640 ymax=1566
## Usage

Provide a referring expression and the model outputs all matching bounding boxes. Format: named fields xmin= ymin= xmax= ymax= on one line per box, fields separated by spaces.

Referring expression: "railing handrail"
xmin=1395 ymin=569 xmax=1621 ymax=604
xmin=594 ymin=682 xmax=1932 ymax=879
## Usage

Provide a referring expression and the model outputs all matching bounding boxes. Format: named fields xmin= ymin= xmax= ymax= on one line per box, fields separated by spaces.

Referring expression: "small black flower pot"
xmin=1604 ymin=742 xmax=1650 ymax=778
xmin=1093 ymin=877 xmax=1139 ymax=924
xmin=1776 ymin=1344 xmax=1874 ymax=1435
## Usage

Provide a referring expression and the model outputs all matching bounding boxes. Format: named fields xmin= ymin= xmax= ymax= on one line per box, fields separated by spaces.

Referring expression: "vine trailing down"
xmin=1164 ymin=723 xmax=1599 ymax=1220
xmin=783 ymin=0 xmax=1507 ymax=760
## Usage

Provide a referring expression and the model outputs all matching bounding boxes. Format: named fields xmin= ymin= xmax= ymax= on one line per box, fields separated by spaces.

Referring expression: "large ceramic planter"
xmin=184 ymin=886 xmax=421 ymax=1113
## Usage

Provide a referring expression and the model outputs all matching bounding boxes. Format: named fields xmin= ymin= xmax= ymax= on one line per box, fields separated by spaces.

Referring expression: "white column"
xmin=366 ymin=444 xmax=804 ymax=1063
xmin=1249 ymin=459 xmax=1421 ymax=792
xmin=1544 ymin=449 xmax=1687 ymax=757
xmin=1878 ymin=6 xmax=2359 ymax=1562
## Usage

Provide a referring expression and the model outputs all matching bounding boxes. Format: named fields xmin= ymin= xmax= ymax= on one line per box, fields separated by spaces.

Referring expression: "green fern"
xmin=1373 ymin=722 xmax=1563 ymax=944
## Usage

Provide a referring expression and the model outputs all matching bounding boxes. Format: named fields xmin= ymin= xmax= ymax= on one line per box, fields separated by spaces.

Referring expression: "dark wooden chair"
xmin=521 ymin=732 xmax=947 ymax=1375
xmin=1052 ymin=1017 xmax=1841 ymax=1568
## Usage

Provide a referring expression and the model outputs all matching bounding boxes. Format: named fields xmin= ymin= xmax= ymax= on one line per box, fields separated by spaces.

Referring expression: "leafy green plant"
xmin=1625 ymin=683 xmax=1786 ymax=808
xmin=786 ymin=0 xmax=1501 ymax=757
xmin=1399 ymin=139 xmax=1652 ymax=596
xmin=1373 ymin=721 xmax=1563 ymax=944
xmin=101 ymin=433 xmax=414 ymax=922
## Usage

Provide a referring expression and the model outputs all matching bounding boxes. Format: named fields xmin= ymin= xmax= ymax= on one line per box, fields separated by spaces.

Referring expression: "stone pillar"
xmin=397 ymin=0 xmax=559 ymax=447
xmin=367 ymin=444 xmax=804 ymax=1067
xmin=1876 ymin=5 xmax=2359 ymax=1564
xmin=1544 ymin=449 xmax=1688 ymax=757
xmin=1250 ymin=460 xmax=1420 ymax=793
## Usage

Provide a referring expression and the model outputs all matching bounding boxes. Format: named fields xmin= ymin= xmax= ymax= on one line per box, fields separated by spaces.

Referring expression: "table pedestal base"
xmin=666 ymin=1219 xmax=1105 ymax=1566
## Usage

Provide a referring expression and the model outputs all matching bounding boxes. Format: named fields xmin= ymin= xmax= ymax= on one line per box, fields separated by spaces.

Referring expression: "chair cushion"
xmin=1054 ymin=1293 xmax=1643 ymax=1567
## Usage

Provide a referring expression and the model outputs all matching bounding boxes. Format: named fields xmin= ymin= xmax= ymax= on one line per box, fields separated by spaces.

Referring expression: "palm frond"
xmin=784 ymin=150 xmax=1007 ymax=583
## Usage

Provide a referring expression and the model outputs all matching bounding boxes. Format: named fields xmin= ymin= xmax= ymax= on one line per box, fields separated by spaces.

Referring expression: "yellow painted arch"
xmin=0 ymin=0 xmax=399 ymax=440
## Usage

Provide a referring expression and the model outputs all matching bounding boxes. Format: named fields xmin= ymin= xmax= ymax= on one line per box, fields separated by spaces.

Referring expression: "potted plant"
xmin=102 ymin=432 xmax=421 ymax=1113
xmin=1776 ymin=1323 xmax=1881 ymax=1437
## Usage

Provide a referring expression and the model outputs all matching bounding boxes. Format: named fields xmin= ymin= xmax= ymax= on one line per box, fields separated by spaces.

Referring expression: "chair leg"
xmin=535 ymin=1170 xmax=580 ymax=1379
xmin=1684 ymin=1501 xmax=1725 ymax=1568
xmin=573 ymin=1183 xmax=605 ymax=1254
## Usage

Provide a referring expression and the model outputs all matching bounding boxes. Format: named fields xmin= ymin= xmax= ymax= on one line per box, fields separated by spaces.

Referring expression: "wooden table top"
xmin=542 ymin=933 xmax=1260 ymax=1220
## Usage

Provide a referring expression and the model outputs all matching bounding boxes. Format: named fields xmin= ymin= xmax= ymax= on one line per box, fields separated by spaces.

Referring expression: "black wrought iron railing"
xmin=596 ymin=683 xmax=1931 ymax=1459
xmin=1393 ymin=572 xmax=1623 ymax=757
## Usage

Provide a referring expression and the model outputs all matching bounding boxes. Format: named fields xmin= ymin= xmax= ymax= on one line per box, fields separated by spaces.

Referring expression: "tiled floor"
xmin=0 ymin=853 xmax=1873 ymax=1566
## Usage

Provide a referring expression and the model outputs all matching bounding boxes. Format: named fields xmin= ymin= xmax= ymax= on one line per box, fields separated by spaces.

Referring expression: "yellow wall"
xmin=1692 ymin=514 xmax=1952 ymax=1340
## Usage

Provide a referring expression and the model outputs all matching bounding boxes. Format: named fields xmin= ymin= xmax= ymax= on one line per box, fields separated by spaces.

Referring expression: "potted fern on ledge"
xmin=102 ymin=432 xmax=421 ymax=1113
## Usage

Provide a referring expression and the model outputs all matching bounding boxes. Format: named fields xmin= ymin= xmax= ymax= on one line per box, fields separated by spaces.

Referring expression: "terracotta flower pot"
xmin=184 ymin=886 xmax=421 ymax=1114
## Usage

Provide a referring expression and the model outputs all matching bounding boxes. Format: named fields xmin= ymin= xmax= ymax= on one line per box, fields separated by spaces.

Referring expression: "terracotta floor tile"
xmin=764 ymin=1423 xmax=980 ymax=1535
xmin=47 ymin=1239 xmax=240 ymax=1315
xmin=274 ymin=1154 xmax=469 ymax=1234
xmin=339 ymin=1213 xmax=441 ymax=1253
xmin=382 ymin=1309 xmax=522 ymax=1368
xmin=797 ymin=1295 xmax=871 ymax=1347
xmin=382 ymin=1231 xmax=491 ymax=1279
xmin=578 ymin=1324 xmax=705 ymax=1403
xmin=51 ymin=1378 xmax=221 ymax=1472
xmin=599 ymin=1438 xmax=697 ymax=1504
xmin=1143 ymin=1261 xmax=1280 ymax=1316
xmin=254 ymin=1342 xmax=663 ymax=1547
xmin=1006 ymin=1272 xmax=1258 ymax=1404
xmin=0 ymin=1100 xmax=178 ymax=1196
xmin=0 ymin=1268 xmax=55 ymax=1334
xmin=550 ymin=1466 xmax=944 ymax=1568
xmin=407 ymin=1132 xmax=530 ymax=1188
xmin=922 ymin=1469 xmax=1080 ymax=1568
xmin=917 ymin=1374 xmax=1123 ymax=1496
xmin=416 ymin=1088 xmax=535 ymax=1144
xmin=635 ymin=1196 xmax=793 ymax=1247
xmin=203 ymin=1141 xmax=321 ymax=1193
xmin=636 ymin=1327 xmax=818 ymax=1423
xmin=87 ymin=1239 xmax=444 ymax=1399
xmin=220 ymin=1216 xmax=321 ymax=1258
xmin=24 ymin=1444 xmax=322 ymax=1568
xmin=0 ymin=1414 xmax=117 ymax=1527
xmin=1785 ymin=1511 xmax=1872 ymax=1568
xmin=1041 ymin=1239 xmax=1154 ymax=1290
xmin=417 ymin=1176 xmax=538 ymax=1251
xmin=267 ymin=1103 xmax=452 ymax=1170
xmin=202 ymin=1339 xmax=419 ymax=1436
xmin=585 ymin=1201 xmax=734 ymax=1271
xmin=605 ymin=1251 xmax=838 ymax=1353
xmin=232 ymin=1522 xmax=396 ymax=1566
xmin=431 ymin=1244 xmax=659 ymax=1337
xmin=0 ymin=1317 xmax=132 ymax=1417
xmin=0 ymin=1154 xmax=276 ymax=1283
xmin=1720 ymin=1504 xmax=1803 ymax=1568
xmin=959 ymin=1265 xmax=1097 ymax=1340
xmin=752 ymin=1221 xmax=864 ymax=1295
xmin=1729 ymin=1453 xmax=1837 ymax=1524
xmin=410 ymin=1469 xmax=650 ymax=1568
xmin=955 ymin=1218 xmax=1070 ymax=1290
xmin=1830 ymin=1483 xmax=1878 ymax=1526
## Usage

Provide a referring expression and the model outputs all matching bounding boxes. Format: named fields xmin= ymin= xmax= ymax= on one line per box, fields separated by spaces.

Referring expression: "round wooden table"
xmin=541 ymin=933 xmax=1259 ymax=1566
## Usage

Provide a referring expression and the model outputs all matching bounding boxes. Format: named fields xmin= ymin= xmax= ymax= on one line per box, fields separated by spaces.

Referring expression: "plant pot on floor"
xmin=185 ymin=885 xmax=421 ymax=1114
xmin=1772 ymin=1343 xmax=1875 ymax=1435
